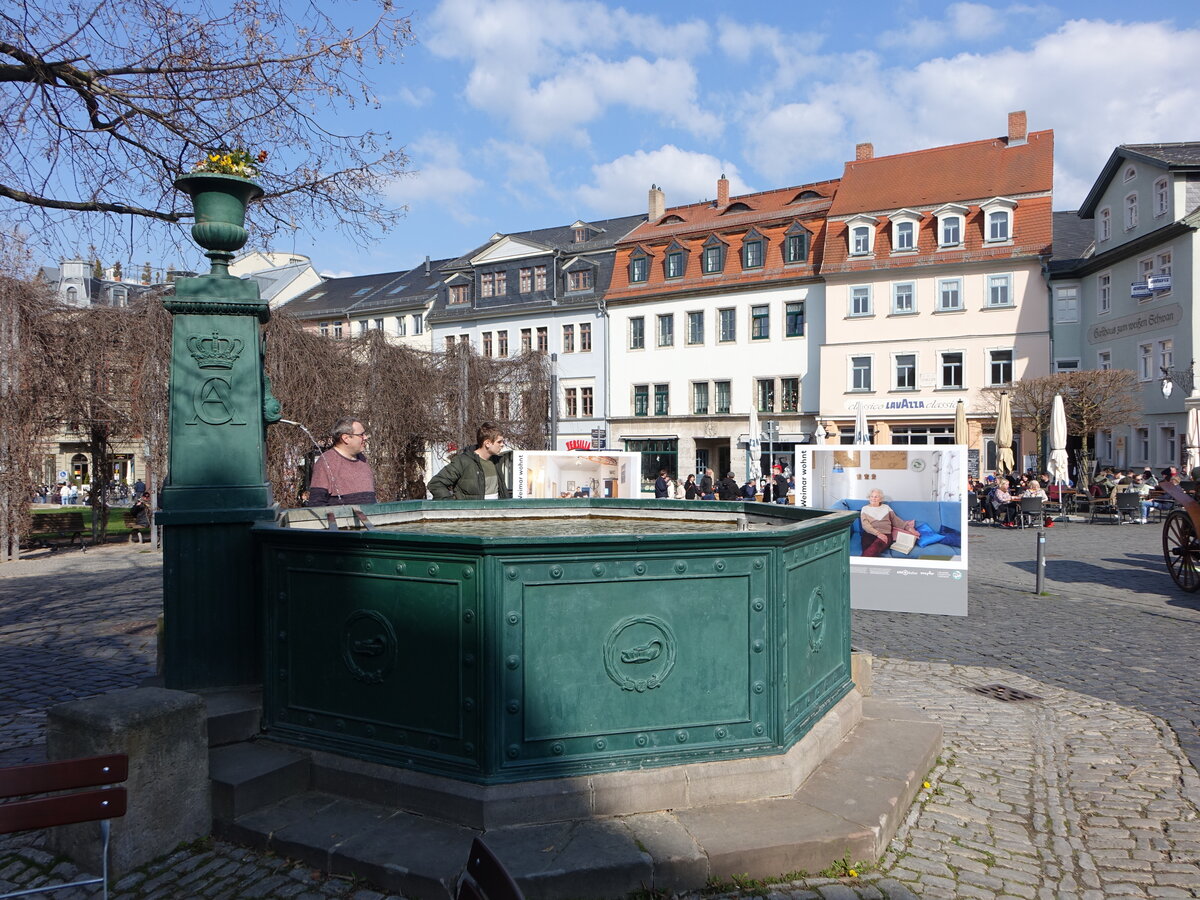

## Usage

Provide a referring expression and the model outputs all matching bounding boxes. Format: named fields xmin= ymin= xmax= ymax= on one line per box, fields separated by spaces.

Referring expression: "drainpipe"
xmin=598 ymin=297 xmax=609 ymax=446
xmin=549 ymin=352 xmax=559 ymax=450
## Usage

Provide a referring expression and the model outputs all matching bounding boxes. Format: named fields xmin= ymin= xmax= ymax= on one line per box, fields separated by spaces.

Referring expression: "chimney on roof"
xmin=1008 ymin=110 xmax=1027 ymax=147
xmin=424 ymin=255 xmax=431 ymax=276
xmin=717 ymin=173 xmax=729 ymax=207
xmin=649 ymin=184 xmax=665 ymax=221
xmin=856 ymin=142 xmax=874 ymax=161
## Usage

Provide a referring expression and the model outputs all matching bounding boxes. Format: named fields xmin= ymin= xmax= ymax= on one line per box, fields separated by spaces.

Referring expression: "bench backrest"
xmin=457 ymin=837 xmax=524 ymax=900
xmin=1115 ymin=492 xmax=1142 ymax=511
xmin=0 ymin=754 xmax=128 ymax=835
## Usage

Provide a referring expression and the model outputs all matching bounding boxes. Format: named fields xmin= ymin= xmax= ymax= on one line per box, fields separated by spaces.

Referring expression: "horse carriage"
xmin=1160 ymin=482 xmax=1200 ymax=592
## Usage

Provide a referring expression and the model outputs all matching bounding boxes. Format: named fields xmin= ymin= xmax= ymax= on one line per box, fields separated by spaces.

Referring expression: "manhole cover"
xmin=969 ymin=684 xmax=1042 ymax=702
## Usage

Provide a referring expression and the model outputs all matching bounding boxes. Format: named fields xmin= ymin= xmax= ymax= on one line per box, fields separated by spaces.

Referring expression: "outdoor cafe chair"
xmin=1017 ymin=496 xmax=1044 ymax=529
xmin=1113 ymin=492 xmax=1142 ymax=524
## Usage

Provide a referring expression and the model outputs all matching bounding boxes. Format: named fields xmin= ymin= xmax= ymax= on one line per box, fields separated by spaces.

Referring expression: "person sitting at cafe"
xmin=990 ymin=479 xmax=1014 ymax=526
xmin=1128 ymin=474 xmax=1152 ymax=524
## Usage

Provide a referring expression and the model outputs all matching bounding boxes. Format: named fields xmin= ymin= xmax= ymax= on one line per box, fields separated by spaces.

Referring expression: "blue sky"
xmin=119 ymin=2 xmax=1200 ymax=276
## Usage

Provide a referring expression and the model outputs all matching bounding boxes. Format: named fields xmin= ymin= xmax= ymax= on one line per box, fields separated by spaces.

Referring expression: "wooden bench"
xmin=0 ymin=754 xmax=128 ymax=899
xmin=27 ymin=512 xmax=87 ymax=548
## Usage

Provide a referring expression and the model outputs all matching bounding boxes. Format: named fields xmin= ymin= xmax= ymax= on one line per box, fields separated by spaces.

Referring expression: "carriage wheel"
xmin=1163 ymin=509 xmax=1200 ymax=592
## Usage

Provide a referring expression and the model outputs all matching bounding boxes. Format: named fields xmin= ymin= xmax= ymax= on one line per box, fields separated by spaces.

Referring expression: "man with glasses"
xmin=306 ymin=416 xmax=377 ymax=506
xmin=429 ymin=422 xmax=511 ymax=500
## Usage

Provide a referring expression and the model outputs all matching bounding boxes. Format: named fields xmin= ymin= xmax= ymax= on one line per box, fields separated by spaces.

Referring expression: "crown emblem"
xmin=187 ymin=331 xmax=244 ymax=369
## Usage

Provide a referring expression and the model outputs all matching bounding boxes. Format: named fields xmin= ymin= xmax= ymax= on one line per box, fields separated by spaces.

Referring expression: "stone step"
xmin=209 ymin=697 xmax=940 ymax=899
xmin=210 ymin=741 xmax=310 ymax=822
xmin=201 ymin=687 xmax=261 ymax=747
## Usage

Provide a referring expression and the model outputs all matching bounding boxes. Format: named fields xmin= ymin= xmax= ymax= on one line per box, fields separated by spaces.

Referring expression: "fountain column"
xmin=159 ymin=173 xmax=280 ymax=689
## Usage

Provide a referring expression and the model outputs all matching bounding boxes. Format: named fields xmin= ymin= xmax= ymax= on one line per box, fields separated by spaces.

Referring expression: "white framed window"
xmin=1158 ymin=338 xmax=1174 ymax=373
xmin=848 ymin=216 xmax=875 ymax=256
xmin=939 ymin=351 xmax=964 ymax=388
xmin=850 ymin=355 xmax=873 ymax=392
xmin=1155 ymin=177 xmax=1169 ymax=217
xmin=1098 ymin=272 xmax=1111 ymax=315
xmin=892 ymin=282 xmax=915 ymax=314
xmin=358 ymin=320 xmax=368 ymax=335
xmin=629 ymin=316 xmax=645 ymax=350
xmin=412 ymin=314 xmax=424 ymax=335
xmin=1138 ymin=342 xmax=1153 ymax=381
xmin=1055 ymin=358 xmax=1079 ymax=372
xmin=1123 ymin=165 xmax=1137 ymax=182
xmin=893 ymin=353 xmax=917 ymax=390
xmin=893 ymin=220 xmax=915 ymax=251
xmin=687 ymin=311 xmax=705 ymax=345
xmin=1136 ymin=427 xmax=1150 ymax=463
xmin=988 ymin=349 xmax=1013 ymax=386
xmin=1156 ymin=251 xmax=1172 ymax=294
xmin=1125 ymin=193 xmax=1138 ymax=231
xmin=718 ymin=308 xmax=736 ymax=342
xmin=1099 ymin=207 xmax=1111 ymax=242
xmin=850 ymin=285 xmax=872 ymax=317
xmin=1097 ymin=349 xmax=1111 ymax=371
xmin=396 ymin=316 xmax=406 ymax=336
xmin=981 ymin=198 xmax=1016 ymax=244
xmin=937 ymin=278 xmax=962 ymax=311
xmin=1053 ymin=286 xmax=1079 ymax=323
xmin=934 ymin=204 xmax=968 ymax=248
xmin=987 ymin=274 xmax=1012 ymax=308
xmin=657 ymin=313 xmax=674 ymax=347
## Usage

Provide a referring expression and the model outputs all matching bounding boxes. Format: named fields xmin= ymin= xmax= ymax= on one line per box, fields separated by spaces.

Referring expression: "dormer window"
xmin=933 ymin=204 xmax=968 ymax=248
xmin=784 ymin=223 xmax=810 ymax=263
xmin=660 ymin=214 xmax=684 ymax=225
xmin=847 ymin=216 xmax=876 ymax=256
xmin=449 ymin=285 xmax=469 ymax=305
xmin=888 ymin=209 xmax=921 ymax=253
xmin=663 ymin=241 xmax=688 ymax=279
xmin=629 ymin=253 xmax=649 ymax=283
xmin=742 ymin=230 xmax=766 ymax=269
xmin=573 ymin=227 xmax=587 ymax=243
xmin=701 ymin=235 xmax=726 ymax=274
xmin=981 ymin=197 xmax=1016 ymax=243
xmin=722 ymin=201 xmax=753 ymax=214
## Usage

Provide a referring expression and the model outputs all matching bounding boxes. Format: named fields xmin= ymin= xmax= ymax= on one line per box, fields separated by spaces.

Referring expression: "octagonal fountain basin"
xmin=255 ymin=499 xmax=856 ymax=788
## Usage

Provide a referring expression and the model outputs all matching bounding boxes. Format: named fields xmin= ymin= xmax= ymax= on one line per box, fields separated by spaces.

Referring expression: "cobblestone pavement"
xmin=2 ymin=519 xmax=1200 ymax=898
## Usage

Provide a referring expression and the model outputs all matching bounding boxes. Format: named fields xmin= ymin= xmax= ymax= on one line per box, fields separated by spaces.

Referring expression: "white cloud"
xmin=879 ymin=3 xmax=1008 ymax=50
xmin=392 ymin=86 xmax=435 ymax=107
xmin=576 ymin=145 xmax=753 ymax=217
xmin=320 ymin=269 xmax=357 ymax=279
xmin=386 ymin=134 xmax=483 ymax=222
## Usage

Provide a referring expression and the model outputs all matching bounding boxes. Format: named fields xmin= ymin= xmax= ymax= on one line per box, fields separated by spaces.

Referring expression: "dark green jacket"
xmin=428 ymin=450 xmax=512 ymax=500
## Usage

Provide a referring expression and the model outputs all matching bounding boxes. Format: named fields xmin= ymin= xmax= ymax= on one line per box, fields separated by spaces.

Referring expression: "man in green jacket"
xmin=428 ymin=422 xmax=512 ymax=500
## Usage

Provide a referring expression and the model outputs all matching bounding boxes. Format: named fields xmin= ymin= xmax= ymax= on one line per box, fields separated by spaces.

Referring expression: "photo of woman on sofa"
xmin=859 ymin=489 xmax=916 ymax=557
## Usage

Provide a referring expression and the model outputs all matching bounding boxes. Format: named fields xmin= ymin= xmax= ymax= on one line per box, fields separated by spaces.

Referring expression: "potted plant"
xmin=174 ymin=149 xmax=267 ymax=264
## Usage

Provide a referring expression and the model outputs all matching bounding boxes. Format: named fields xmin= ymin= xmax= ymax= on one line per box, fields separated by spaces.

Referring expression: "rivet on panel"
xmin=549 ymin=565 xmax=563 ymax=579
xmin=635 ymin=733 xmax=649 ymax=747
xmin=507 ymin=745 xmax=520 ymax=759
xmin=551 ymin=742 xmax=565 ymax=755
xmin=395 ymin=563 xmax=406 ymax=574
xmin=428 ymin=564 xmax=439 ymax=576
xmin=674 ymin=561 xmax=687 ymax=574
xmin=462 ymin=567 xmax=473 ymax=578
xmin=507 ymin=612 xmax=520 ymax=625
xmin=754 ymin=723 xmax=765 ymax=736
xmin=592 ymin=563 xmax=605 ymax=577
xmin=594 ymin=738 xmax=607 ymax=751
xmin=714 ymin=727 xmax=728 ymax=739
xmin=506 ymin=655 xmax=520 ymax=670
xmin=675 ymin=730 xmax=688 ymax=743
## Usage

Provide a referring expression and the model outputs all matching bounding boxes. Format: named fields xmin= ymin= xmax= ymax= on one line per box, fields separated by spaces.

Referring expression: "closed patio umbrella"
xmin=854 ymin=401 xmax=871 ymax=445
xmin=1187 ymin=406 xmax=1200 ymax=477
xmin=954 ymin=399 xmax=967 ymax=446
xmin=996 ymin=392 xmax=1014 ymax=476
xmin=1048 ymin=394 xmax=1068 ymax=486
xmin=748 ymin=397 xmax=763 ymax=482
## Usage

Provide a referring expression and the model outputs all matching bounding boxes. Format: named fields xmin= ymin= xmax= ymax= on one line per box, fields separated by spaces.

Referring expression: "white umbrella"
xmin=1186 ymin=406 xmax=1200 ymax=477
xmin=748 ymin=398 xmax=763 ymax=482
xmin=854 ymin=401 xmax=871 ymax=445
xmin=954 ymin=400 xmax=967 ymax=446
xmin=996 ymin=392 xmax=1014 ymax=476
xmin=1048 ymin=394 xmax=1069 ymax=486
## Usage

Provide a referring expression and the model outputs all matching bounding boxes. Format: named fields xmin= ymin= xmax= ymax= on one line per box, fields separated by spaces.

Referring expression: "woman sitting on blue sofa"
xmin=860 ymin=489 xmax=916 ymax=557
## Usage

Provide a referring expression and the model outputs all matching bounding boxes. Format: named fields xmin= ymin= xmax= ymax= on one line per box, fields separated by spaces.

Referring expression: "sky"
xmin=117 ymin=1 xmax=1200 ymax=277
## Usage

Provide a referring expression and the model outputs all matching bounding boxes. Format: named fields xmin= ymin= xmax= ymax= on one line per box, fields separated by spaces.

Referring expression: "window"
xmin=319 ymin=321 xmax=329 ymax=337
xmin=893 ymin=220 xmax=915 ymax=251
xmin=460 ymin=335 xmax=470 ymax=348
xmin=567 ymin=269 xmax=593 ymax=291
xmin=756 ymin=378 xmax=775 ymax=412
xmin=412 ymin=314 xmax=424 ymax=335
xmin=940 ymin=216 xmax=961 ymax=247
xmin=892 ymin=283 xmax=914 ymax=315
xmin=851 ymin=225 xmax=871 ymax=255
xmin=629 ymin=256 xmax=648 ymax=283
xmin=665 ymin=251 xmax=685 ymax=279
xmin=1123 ymin=165 xmax=1137 ymax=182
xmin=581 ymin=387 xmax=593 ymax=417
xmin=536 ymin=327 xmax=548 ymax=353
xmin=483 ymin=271 xmax=506 ymax=297
xmin=987 ymin=274 xmax=1012 ymax=308
xmin=624 ymin=438 xmax=679 ymax=493
xmin=359 ymin=321 xmax=368 ymax=335
xmin=654 ymin=384 xmax=669 ymax=416
xmin=751 ymin=304 xmax=769 ymax=339
xmin=396 ymin=316 xmax=406 ymax=336
xmin=891 ymin=426 xmax=955 ymax=445
xmin=989 ymin=349 xmax=1013 ymax=386
xmin=693 ymin=382 xmax=709 ymax=414
xmin=1055 ymin=359 xmax=1080 ymax=372
xmin=1099 ymin=207 xmax=1111 ymax=242
xmin=497 ymin=330 xmax=508 ymax=356
xmin=374 ymin=318 xmax=383 ymax=331
xmin=574 ymin=226 xmax=587 ymax=243
xmin=715 ymin=381 xmax=731 ymax=414
xmin=498 ymin=394 xmax=511 ymax=419
xmin=743 ymin=239 xmax=764 ymax=268
xmin=634 ymin=385 xmax=649 ymax=416
xmin=687 ymin=311 xmax=704 ymax=345
xmin=564 ymin=388 xmax=578 ymax=418
xmin=1098 ymin=273 xmax=1111 ymax=314
xmin=1138 ymin=343 xmax=1153 ymax=381
xmin=940 ymin=351 xmax=963 ymax=388
xmin=483 ymin=332 xmax=493 ymax=356
xmin=445 ymin=336 xmax=455 ymax=352
xmin=937 ymin=279 xmax=962 ymax=312
xmin=580 ymin=322 xmax=591 ymax=351
xmin=850 ymin=286 xmax=872 ymax=317
xmin=1162 ymin=426 xmax=1178 ymax=467
xmin=702 ymin=239 xmax=724 ymax=274
xmin=333 ymin=323 xmax=343 ymax=338
xmin=1158 ymin=338 xmax=1174 ymax=373
xmin=449 ymin=284 xmax=469 ymax=305
xmin=657 ymin=313 xmax=674 ymax=347
xmin=784 ymin=232 xmax=808 ymax=263
xmin=563 ymin=324 xmax=574 ymax=353
xmin=894 ymin=354 xmax=916 ymax=390
xmin=1136 ymin=427 xmax=1150 ymax=462
xmin=519 ymin=268 xmax=532 ymax=292
xmin=1125 ymin=193 xmax=1138 ymax=231
xmin=535 ymin=265 xmax=547 ymax=290
xmin=986 ymin=211 xmax=1010 ymax=242
xmin=629 ymin=317 xmax=645 ymax=350
xmin=719 ymin=308 xmax=736 ymax=342
xmin=521 ymin=328 xmax=532 ymax=353
xmin=781 ymin=378 xmax=799 ymax=412
xmin=785 ymin=301 xmax=805 ymax=337
xmin=1097 ymin=349 xmax=1111 ymax=371
xmin=851 ymin=356 xmax=872 ymax=392
xmin=1155 ymin=177 xmax=1170 ymax=217
xmin=1157 ymin=251 xmax=1173 ymax=293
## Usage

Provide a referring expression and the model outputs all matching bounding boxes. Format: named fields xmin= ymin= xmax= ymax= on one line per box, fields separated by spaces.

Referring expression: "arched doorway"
xmin=71 ymin=453 xmax=89 ymax=482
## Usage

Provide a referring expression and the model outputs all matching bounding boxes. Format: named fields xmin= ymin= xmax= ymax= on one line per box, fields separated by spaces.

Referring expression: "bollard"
xmin=1035 ymin=527 xmax=1046 ymax=594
